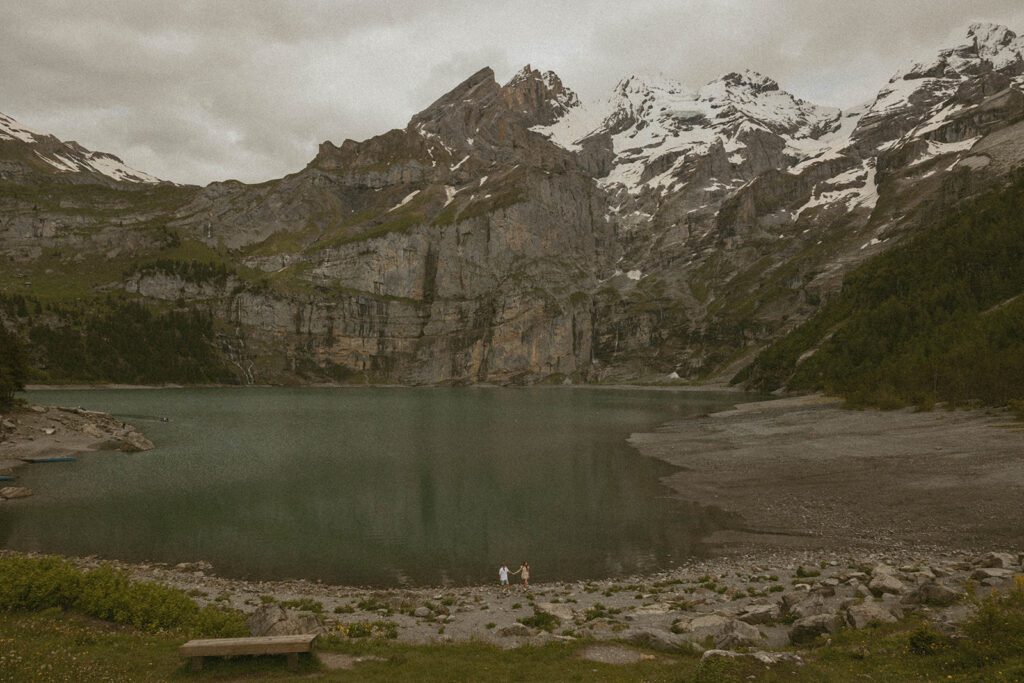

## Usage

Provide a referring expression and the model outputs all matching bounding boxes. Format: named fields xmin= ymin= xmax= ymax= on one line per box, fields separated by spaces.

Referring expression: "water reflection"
xmin=1 ymin=387 xmax=741 ymax=586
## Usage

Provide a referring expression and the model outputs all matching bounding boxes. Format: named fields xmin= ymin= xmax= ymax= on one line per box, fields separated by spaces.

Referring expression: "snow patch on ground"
xmin=0 ymin=112 xmax=37 ymax=143
xmin=388 ymin=190 xmax=420 ymax=212
xmin=795 ymin=160 xmax=878 ymax=218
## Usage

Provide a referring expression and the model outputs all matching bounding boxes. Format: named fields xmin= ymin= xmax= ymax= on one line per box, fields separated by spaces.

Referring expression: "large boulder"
xmin=0 ymin=486 xmax=32 ymax=499
xmin=978 ymin=552 xmax=1018 ymax=569
xmin=971 ymin=568 xmax=1013 ymax=581
xmin=676 ymin=614 xmax=764 ymax=649
xmin=845 ymin=602 xmax=898 ymax=629
xmin=247 ymin=604 xmax=323 ymax=636
xmin=903 ymin=582 xmax=963 ymax=607
xmin=789 ymin=613 xmax=842 ymax=645
xmin=791 ymin=596 xmax=836 ymax=620
xmin=535 ymin=602 xmax=575 ymax=621
xmin=868 ymin=573 xmax=904 ymax=597
xmin=622 ymin=628 xmax=699 ymax=653
xmin=738 ymin=603 xmax=780 ymax=625
xmin=498 ymin=623 xmax=532 ymax=637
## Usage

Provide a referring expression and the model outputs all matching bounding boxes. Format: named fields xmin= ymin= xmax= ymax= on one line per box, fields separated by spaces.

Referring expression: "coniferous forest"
xmin=739 ymin=173 xmax=1024 ymax=412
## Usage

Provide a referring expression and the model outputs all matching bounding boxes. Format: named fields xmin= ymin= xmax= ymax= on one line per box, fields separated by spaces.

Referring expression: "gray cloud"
xmin=2 ymin=0 xmax=1023 ymax=184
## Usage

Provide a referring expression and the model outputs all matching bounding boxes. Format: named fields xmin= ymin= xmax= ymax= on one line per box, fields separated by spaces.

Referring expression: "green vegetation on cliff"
xmin=23 ymin=299 xmax=235 ymax=385
xmin=0 ymin=322 xmax=27 ymax=408
xmin=738 ymin=173 xmax=1024 ymax=409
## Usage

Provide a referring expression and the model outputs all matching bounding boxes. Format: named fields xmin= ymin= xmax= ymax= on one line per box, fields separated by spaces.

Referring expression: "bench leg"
xmin=190 ymin=656 xmax=203 ymax=672
xmin=287 ymin=653 xmax=299 ymax=671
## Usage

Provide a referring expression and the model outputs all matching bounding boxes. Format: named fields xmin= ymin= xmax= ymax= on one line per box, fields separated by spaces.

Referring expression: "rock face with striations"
xmin=2 ymin=23 xmax=1024 ymax=386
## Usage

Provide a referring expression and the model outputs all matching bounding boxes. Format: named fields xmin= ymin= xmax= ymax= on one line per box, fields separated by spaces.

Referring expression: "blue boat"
xmin=0 ymin=475 xmax=16 ymax=481
xmin=20 ymin=455 xmax=77 ymax=464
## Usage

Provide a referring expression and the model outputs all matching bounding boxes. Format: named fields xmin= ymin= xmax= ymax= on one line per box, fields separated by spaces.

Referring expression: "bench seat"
xmin=179 ymin=634 xmax=317 ymax=671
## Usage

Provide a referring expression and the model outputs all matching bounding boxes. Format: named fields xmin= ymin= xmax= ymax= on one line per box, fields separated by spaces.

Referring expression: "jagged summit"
xmin=708 ymin=70 xmax=780 ymax=95
xmin=900 ymin=22 xmax=1024 ymax=81
xmin=501 ymin=65 xmax=581 ymax=126
xmin=0 ymin=110 xmax=160 ymax=184
xmin=967 ymin=22 xmax=1019 ymax=59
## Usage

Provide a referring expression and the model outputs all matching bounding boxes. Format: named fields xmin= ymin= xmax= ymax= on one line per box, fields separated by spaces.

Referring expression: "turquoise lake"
xmin=1 ymin=387 xmax=742 ymax=586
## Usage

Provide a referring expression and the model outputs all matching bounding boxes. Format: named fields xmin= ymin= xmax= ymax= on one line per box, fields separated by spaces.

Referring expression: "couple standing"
xmin=498 ymin=561 xmax=530 ymax=592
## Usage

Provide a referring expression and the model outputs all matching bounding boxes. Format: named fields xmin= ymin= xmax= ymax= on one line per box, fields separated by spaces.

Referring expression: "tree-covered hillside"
xmin=737 ymin=173 xmax=1024 ymax=410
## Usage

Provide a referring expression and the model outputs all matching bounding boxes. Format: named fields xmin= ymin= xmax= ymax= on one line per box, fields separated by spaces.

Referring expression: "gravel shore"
xmin=631 ymin=395 xmax=1024 ymax=554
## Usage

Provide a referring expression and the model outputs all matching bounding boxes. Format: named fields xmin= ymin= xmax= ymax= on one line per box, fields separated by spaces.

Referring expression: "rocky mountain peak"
xmin=410 ymin=67 xmax=500 ymax=126
xmin=900 ymin=22 xmax=1024 ymax=81
xmin=501 ymin=64 xmax=580 ymax=126
xmin=967 ymin=22 xmax=1018 ymax=58
xmin=710 ymin=70 xmax=781 ymax=95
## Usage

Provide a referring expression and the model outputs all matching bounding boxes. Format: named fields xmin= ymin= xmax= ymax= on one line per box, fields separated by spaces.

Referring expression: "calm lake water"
xmin=2 ymin=387 xmax=742 ymax=586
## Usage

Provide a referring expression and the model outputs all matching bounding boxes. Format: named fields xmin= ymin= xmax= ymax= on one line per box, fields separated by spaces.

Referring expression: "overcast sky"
xmin=2 ymin=0 xmax=1023 ymax=185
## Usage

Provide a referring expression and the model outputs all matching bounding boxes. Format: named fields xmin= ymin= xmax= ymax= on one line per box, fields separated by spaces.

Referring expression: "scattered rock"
xmin=0 ymin=486 xmax=32 ymax=499
xmin=701 ymin=649 xmax=804 ymax=666
xmin=578 ymin=644 xmax=650 ymax=665
xmin=633 ymin=602 xmax=672 ymax=615
xmin=413 ymin=606 xmax=431 ymax=618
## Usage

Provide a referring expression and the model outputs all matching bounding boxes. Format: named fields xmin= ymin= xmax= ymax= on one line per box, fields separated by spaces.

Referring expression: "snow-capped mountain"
xmin=2 ymin=22 xmax=1024 ymax=386
xmin=537 ymin=69 xmax=841 ymax=193
xmin=0 ymin=111 xmax=160 ymax=185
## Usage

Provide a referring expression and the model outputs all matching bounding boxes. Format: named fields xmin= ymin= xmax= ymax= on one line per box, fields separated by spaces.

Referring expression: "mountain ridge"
xmin=1 ymin=22 xmax=1023 ymax=388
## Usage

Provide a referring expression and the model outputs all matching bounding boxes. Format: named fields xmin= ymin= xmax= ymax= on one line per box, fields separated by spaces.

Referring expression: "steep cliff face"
xmin=2 ymin=24 xmax=1024 ymax=386
xmin=534 ymin=22 xmax=1024 ymax=380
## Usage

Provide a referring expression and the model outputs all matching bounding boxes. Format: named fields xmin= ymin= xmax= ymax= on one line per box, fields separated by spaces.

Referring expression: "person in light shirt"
xmin=498 ymin=564 xmax=511 ymax=593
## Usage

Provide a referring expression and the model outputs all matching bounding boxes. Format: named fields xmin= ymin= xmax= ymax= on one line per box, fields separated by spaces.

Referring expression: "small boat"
xmin=19 ymin=455 xmax=77 ymax=464
xmin=0 ymin=475 xmax=16 ymax=482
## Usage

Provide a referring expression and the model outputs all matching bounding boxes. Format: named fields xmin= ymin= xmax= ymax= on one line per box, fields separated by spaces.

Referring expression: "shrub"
xmin=518 ymin=608 xmax=560 ymax=632
xmin=584 ymin=603 xmax=621 ymax=621
xmin=0 ymin=556 xmax=81 ymax=612
xmin=338 ymin=620 xmax=398 ymax=639
xmin=278 ymin=598 xmax=324 ymax=614
xmin=0 ymin=556 xmax=246 ymax=637
xmin=907 ymin=626 xmax=950 ymax=655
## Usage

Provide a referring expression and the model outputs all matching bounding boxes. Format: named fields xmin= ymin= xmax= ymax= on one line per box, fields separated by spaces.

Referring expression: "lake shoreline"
xmin=23 ymin=381 xmax=748 ymax=393
xmin=632 ymin=395 xmax=1024 ymax=556
xmin=3 ymin=394 xmax=1023 ymax=652
xmin=0 ymin=403 xmax=153 ymax=498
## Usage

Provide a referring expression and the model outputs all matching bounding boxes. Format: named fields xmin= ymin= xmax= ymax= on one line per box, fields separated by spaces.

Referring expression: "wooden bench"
xmin=179 ymin=634 xmax=317 ymax=671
